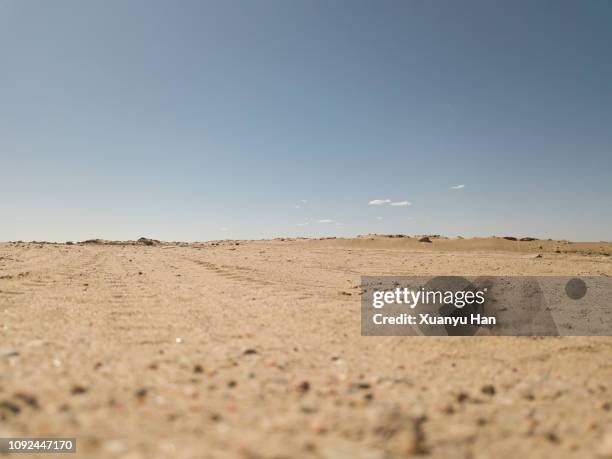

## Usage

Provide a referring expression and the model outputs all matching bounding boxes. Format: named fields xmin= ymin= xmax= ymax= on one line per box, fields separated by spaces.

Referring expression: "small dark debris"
xmin=135 ymin=388 xmax=148 ymax=399
xmin=353 ymin=382 xmax=372 ymax=390
xmin=14 ymin=392 xmax=39 ymax=409
xmin=295 ymin=381 xmax=310 ymax=393
xmin=546 ymin=432 xmax=560 ymax=443
xmin=243 ymin=348 xmax=258 ymax=355
xmin=481 ymin=384 xmax=496 ymax=396
xmin=193 ymin=364 xmax=204 ymax=374
xmin=71 ymin=385 xmax=88 ymax=395
xmin=0 ymin=400 xmax=21 ymax=415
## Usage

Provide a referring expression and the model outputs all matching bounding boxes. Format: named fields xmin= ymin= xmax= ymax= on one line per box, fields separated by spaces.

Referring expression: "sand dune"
xmin=1 ymin=238 xmax=612 ymax=458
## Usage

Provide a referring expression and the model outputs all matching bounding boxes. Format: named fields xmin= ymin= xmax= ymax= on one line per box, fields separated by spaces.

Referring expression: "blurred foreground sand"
xmin=1 ymin=236 xmax=612 ymax=458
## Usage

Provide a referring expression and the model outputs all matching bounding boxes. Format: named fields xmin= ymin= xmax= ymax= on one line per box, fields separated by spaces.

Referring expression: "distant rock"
xmin=503 ymin=236 xmax=518 ymax=241
xmin=137 ymin=237 xmax=159 ymax=246
xmin=81 ymin=239 xmax=103 ymax=244
xmin=418 ymin=237 xmax=432 ymax=243
xmin=520 ymin=237 xmax=538 ymax=242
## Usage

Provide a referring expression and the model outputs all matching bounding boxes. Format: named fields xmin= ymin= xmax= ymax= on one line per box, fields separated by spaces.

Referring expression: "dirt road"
xmin=1 ymin=238 xmax=612 ymax=458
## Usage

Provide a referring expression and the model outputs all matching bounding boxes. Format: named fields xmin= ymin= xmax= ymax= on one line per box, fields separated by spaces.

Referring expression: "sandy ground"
xmin=1 ymin=236 xmax=612 ymax=459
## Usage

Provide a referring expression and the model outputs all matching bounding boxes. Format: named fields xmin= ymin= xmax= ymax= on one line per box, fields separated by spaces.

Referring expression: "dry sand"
xmin=1 ymin=236 xmax=612 ymax=458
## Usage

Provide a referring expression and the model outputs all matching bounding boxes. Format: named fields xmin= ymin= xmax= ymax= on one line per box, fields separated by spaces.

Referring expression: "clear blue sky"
xmin=1 ymin=0 xmax=611 ymax=242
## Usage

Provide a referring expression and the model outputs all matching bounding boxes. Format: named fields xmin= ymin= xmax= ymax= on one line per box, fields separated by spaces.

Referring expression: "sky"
xmin=1 ymin=0 xmax=611 ymax=242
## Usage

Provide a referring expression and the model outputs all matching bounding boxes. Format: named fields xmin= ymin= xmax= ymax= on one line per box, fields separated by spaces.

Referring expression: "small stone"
xmin=135 ymin=388 xmax=148 ymax=399
xmin=14 ymin=393 xmax=39 ymax=409
xmin=71 ymin=385 xmax=88 ymax=395
xmin=295 ymin=381 xmax=310 ymax=393
xmin=546 ymin=431 xmax=560 ymax=443
xmin=193 ymin=364 xmax=204 ymax=374
xmin=352 ymin=382 xmax=372 ymax=390
xmin=0 ymin=400 xmax=21 ymax=415
xmin=0 ymin=348 xmax=18 ymax=358
xmin=243 ymin=348 xmax=258 ymax=355
xmin=481 ymin=384 xmax=496 ymax=396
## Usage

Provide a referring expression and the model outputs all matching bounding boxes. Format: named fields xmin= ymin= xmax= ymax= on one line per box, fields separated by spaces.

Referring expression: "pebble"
xmin=14 ymin=393 xmax=39 ymax=409
xmin=295 ymin=381 xmax=310 ymax=393
xmin=0 ymin=348 xmax=18 ymax=358
xmin=71 ymin=385 xmax=88 ymax=395
xmin=481 ymin=384 xmax=496 ymax=396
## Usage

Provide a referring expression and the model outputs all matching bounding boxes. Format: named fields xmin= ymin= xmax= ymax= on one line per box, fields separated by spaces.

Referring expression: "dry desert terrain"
xmin=1 ymin=236 xmax=612 ymax=458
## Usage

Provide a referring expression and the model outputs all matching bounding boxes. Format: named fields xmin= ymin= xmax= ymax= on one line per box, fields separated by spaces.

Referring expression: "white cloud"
xmin=368 ymin=199 xmax=391 ymax=205
xmin=317 ymin=219 xmax=333 ymax=223
xmin=390 ymin=201 xmax=411 ymax=207
xmin=296 ymin=222 xmax=309 ymax=227
xmin=376 ymin=216 xmax=384 ymax=220
xmin=300 ymin=199 xmax=308 ymax=203
xmin=220 ymin=227 xmax=228 ymax=232
xmin=450 ymin=184 xmax=465 ymax=189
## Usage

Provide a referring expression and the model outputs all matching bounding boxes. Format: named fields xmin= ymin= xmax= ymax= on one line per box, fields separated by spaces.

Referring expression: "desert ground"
xmin=1 ymin=236 xmax=612 ymax=459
